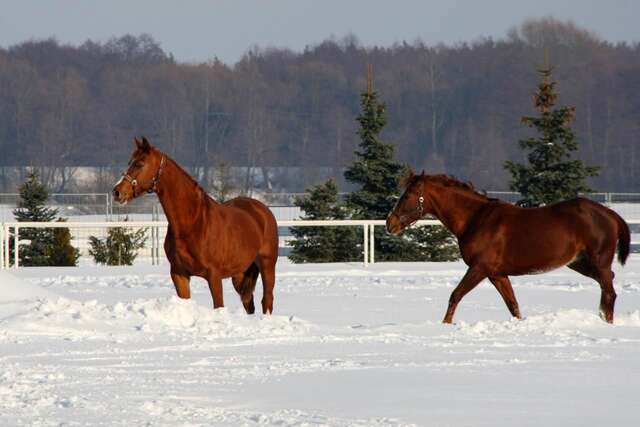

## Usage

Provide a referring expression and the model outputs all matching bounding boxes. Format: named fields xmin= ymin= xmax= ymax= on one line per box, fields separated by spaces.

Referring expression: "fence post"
xmin=151 ymin=225 xmax=156 ymax=265
xmin=13 ymin=226 xmax=19 ymax=269
xmin=156 ymin=225 xmax=161 ymax=265
xmin=105 ymin=193 xmax=110 ymax=220
xmin=0 ymin=224 xmax=3 ymax=269
xmin=363 ymin=224 xmax=369 ymax=266
xmin=369 ymin=223 xmax=375 ymax=264
xmin=3 ymin=224 xmax=8 ymax=269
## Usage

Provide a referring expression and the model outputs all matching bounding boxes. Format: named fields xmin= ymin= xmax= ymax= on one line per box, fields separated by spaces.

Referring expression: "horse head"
xmin=386 ymin=169 xmax=428 ymax=235
xmin=112 ymin=137 xmax=166 ymax=204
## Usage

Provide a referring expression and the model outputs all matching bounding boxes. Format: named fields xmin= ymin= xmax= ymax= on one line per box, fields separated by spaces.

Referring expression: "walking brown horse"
xmin=386 ymin=171 xmax=630 ymax=324
xmin=112 ymin=137 xmax=279 ymax=314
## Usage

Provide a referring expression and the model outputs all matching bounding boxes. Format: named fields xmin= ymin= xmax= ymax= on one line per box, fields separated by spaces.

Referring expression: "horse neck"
xmin=155 ymin=158 xmax=212 ymax=234
xmin=424 ymin=181 xmax=488 ymax=238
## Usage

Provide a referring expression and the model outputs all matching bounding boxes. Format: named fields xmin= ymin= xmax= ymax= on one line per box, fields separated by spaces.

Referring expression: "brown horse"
xmin=112 ymin=137 xmax=279 ymax=314
xmin=386 ymin=171 xmax=630 ymax=324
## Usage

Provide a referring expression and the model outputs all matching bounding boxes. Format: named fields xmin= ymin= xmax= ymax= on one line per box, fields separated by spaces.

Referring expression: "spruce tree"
xmin=48 ymin=219 xmax=80 ymax=266
xmin=11 ymin=173 xmax=80 ymax=266
xmin=12 ymin=173 xmax=58 ymax=266
xmin=344 ymin=75 xmax=458 ymax=261
xmin=289 ymin=179 xmax=360 ymax=263
xmin=88 ymin=222 xmax=148 ymax=266
xmin=505 ymin=65 xmax=599 ymax=207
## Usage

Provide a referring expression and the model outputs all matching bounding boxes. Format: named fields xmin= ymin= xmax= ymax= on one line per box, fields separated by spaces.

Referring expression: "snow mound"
xmin=139 ymin=402 xmax=415 ymax=427
xmin=451 ymin=309 xmax=640 ymax=350
xmin=114 ymin=296 xmax=312 ymax=337
xmin=3 ymin=296 xmax=311 ymax=341
xmin=0 ymin=271 xmax=57 ymax=303
xmin=457 ymin=309 xmax=640 ymax=336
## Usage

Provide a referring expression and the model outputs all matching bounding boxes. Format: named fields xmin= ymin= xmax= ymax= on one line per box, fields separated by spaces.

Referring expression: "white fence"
xmin=2 ymin=219 xmax=640 ymax=269
xmin=0 ymin=219 xmax=448 ymax=269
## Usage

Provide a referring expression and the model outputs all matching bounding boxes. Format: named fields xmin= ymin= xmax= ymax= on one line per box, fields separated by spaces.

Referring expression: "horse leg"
xmin=443 ymin=267 xmax=486 ymax=324
xmin=171 ymin=271 xmax=191 ymax=299
xmin=568 ymin=253 xmax=616 ymax=323
xmin=488 ymin=276 xmax=521 ymax=319
xmin=257 ymin=256 xmax=276 ymax=315
xmin=206 ymin=273 xmax=224 ymax=309
xmin=232 ymin=263 xmax=259 ymax=314
xmin=596 ymin=269 xmax=616 ymax=323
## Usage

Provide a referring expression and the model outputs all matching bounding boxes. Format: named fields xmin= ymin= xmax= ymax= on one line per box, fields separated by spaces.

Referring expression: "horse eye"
xmin=134 ymin=161 xmax=144 ymax=168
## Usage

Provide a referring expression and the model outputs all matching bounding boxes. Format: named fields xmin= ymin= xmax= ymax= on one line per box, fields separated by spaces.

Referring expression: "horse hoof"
xmin=245 ymin=302 xmax=255 ymax=315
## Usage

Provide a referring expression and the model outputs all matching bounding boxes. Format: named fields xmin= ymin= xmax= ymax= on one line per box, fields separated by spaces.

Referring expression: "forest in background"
xmin=0 ymin=17 xmax=638 ymax=193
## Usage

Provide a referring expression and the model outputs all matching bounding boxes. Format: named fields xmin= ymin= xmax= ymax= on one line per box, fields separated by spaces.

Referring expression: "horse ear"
xmin=133 ymin=137 xmax=141 ymax=148
xmin=140 ymin=136 xmax=151 ymax=152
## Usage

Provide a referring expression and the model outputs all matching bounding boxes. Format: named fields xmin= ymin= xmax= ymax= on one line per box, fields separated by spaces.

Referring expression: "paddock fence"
xmin=0 ymin=219 xmax=442 ymax=268
xmin=2 ymin=219 xmax=640 ymax=270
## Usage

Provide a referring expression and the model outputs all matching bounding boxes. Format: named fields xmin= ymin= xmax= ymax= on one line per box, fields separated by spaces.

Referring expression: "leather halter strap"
xmin=397 ymin=181 xmax=425 ymax=227
xmin=122 ymin=155 xmax=166 ymax=196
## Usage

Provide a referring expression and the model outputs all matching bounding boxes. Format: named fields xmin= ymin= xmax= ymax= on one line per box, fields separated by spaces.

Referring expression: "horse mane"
xmin=401 ymin=170 xmax=493 ymax=201
xmin=156 ymin=149 xmax=212 ymax=201
xmin=427 ymin=174 xmax=495 ymax=201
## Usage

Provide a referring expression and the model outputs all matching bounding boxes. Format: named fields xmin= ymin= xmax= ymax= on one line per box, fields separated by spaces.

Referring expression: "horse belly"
xmin=210 ymin=227 xmax=263 ymax=278
xmin=167 ymin=237 xmax=209 ymax=276
xmin=503 ymin=232 xmax=579 ymax=276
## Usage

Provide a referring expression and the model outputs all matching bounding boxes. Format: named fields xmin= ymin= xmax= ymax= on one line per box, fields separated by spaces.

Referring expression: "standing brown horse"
xmin=112 ymin=137 xmax=279 ymax=314
xmin=386 ymin=171 xmax=630 ymax=324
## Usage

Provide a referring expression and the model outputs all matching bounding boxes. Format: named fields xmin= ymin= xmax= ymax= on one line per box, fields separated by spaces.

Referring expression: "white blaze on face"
xmin=115 ymin=176 xmax=125 ymax=187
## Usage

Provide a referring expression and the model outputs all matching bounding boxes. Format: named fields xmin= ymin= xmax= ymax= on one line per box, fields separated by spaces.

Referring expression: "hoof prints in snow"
xmin=2 ymin=262 xmax=640 ymax=426
xmin=1 ymin=296 xmax=311 ymax=342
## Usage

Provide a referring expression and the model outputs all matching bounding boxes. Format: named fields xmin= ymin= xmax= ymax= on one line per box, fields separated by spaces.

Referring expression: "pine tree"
xmin=88 ymin=222 xmax=147 ymax=266
xmin=12 ymin=172 xmax=58 ymax=266
xmin=344 ymin=70 xmax=458 ymax=261
xmin=11 ymin=173 xmax=80 ymax=266
xmin=48 ymin=219 xmax=80 ymax=266
xmin=289 ymin=179 xmax=360 ymax=263
xmin=505 ymin=65 xmax=599 ymax=207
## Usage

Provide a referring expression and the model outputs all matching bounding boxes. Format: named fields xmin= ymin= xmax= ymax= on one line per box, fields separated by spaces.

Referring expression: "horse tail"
xmin=241 ymin=262 xmax=260 ymax=295
xmin=614 ymin=211 xmax=630 ymax=266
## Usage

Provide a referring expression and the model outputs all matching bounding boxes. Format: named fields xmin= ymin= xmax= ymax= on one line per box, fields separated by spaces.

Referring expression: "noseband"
xmin=395 ymin=182 xmax=426 ymax=228
xmin=122 ymin=155 xmax=166 ymax=196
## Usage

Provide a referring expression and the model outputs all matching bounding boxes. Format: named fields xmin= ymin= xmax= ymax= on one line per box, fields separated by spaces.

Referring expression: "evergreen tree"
xmin=344 ymin=75 xmax=458 ymax=261
xmin=48 ymin=219 xmax=80 ymax=266
xmin=289 ymin=179 xmax=360 ymax=263
xmin=11 ymin=173 xmax=80 ymax=266
xmin=505 ymin=65 xmax=599 ymax=207
xmin=88 ymin=222 xmax=147 ymax=266
xmin=12 ymin=172 xmax=58 ymax=266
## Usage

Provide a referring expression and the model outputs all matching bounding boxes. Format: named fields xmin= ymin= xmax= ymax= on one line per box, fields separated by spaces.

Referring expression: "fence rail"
xmin=2 ymin=219 xmax=640 ymax=269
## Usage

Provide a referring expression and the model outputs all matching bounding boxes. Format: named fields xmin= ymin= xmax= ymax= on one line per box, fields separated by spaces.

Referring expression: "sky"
xmin=0 ymin=0 xmax=637 ymax=65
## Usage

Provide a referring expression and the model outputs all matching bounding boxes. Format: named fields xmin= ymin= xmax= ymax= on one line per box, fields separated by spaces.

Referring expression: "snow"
xmin=2 ymin=259 xmax=640 ymax=426
xmin=0 ymin=270 xmax=57 ymax=302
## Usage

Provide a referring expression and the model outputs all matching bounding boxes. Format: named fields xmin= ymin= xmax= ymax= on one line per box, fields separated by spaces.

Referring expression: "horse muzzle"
xmin=386 ymin=213 xmax=404 ymax=236
xmin=112 ymin=181 xmax=133 ymax=204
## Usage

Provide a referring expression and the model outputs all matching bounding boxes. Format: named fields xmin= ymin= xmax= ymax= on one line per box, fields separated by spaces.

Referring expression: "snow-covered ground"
xmin=2 ymin=258 xmax=640 ymax=426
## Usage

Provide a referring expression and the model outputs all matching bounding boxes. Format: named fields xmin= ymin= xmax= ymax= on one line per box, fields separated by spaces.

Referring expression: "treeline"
xmin=0 ymin=17 xmax=639 ymax=193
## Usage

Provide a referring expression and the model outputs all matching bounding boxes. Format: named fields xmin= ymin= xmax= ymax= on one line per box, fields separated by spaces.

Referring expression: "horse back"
xmin=221 ymin=197 xmax=279 ymax=249
xmin=461 ymin=198 xmax=622 ymax=275
xmin=223 ymin=197 xmax=277 ymax=231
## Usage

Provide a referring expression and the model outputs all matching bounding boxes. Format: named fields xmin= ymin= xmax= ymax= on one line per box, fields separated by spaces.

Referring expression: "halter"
xmin=397 ymin=183 xmax=425 ymax=228
xmin=122 ymin=155 xmax=166 ymax=196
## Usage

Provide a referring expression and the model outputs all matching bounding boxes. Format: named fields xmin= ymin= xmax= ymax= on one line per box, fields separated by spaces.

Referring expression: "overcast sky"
xmin=0 ymin=0 xmax=637 ymax=65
